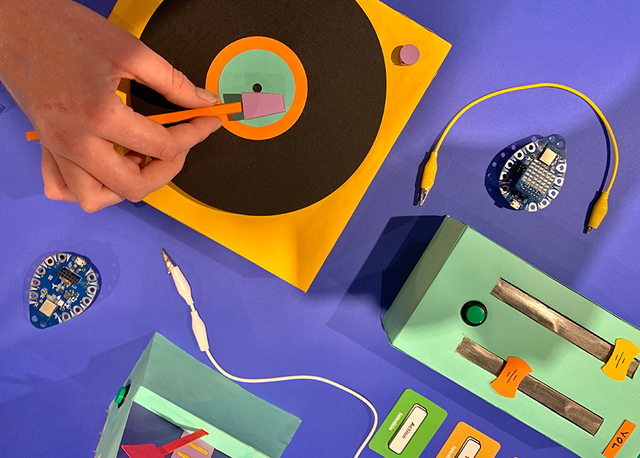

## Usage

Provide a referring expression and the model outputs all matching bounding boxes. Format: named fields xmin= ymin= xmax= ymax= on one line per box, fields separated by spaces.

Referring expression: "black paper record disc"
xmin=131 ymin=0 xmax=386 ymax=215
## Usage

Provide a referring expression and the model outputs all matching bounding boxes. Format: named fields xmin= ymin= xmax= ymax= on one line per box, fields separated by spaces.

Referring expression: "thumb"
xmin=126 ymin=44 xmax=218 ymax=109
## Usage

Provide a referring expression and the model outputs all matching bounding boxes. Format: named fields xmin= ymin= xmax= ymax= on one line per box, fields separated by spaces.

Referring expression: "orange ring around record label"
xmin=206 ymin=36 xmax=308 ymax=141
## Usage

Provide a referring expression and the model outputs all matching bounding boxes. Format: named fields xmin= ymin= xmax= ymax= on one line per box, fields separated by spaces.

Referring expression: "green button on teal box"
xmin=382 ymin=217 xmax=640 ymax=458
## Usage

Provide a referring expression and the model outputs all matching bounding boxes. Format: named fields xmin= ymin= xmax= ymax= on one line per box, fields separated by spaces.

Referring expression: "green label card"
xmin=369 ymin=389 xmax=447 ymax=458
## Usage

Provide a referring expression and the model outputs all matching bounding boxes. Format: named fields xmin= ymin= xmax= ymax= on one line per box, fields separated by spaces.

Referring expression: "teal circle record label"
xmin=218 ymin=49 xmax=295 ymax=127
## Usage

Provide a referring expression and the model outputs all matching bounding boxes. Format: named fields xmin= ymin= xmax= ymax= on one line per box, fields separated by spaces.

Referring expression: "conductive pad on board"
xmin=388 ymin=404 xmax=428 ymax=454
xmin=602 ymin=339 xmax=640 ymax=382
xmin=490 ymin=356 xmax=532 ymax=398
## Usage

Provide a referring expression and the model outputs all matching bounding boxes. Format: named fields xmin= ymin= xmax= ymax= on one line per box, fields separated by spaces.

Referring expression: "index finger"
xmin=119 ymin=150 xmax=190 ymax=202
xmin=112 ymin=26 xmax=219 ymax=109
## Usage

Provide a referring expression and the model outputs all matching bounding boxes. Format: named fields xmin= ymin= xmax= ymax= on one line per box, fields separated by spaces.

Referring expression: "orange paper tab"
xmin=435 ymin=422 xmax=501 ymax=458
xmin=602 ymin=420 xmax=636 ymax=458
xmin=490 ymin=356 xmax=532 ymax=398
xmin=147 ymin=102 xmax=243 ymax=125
xmin=602 ymin=338 xmax=640 ymax=381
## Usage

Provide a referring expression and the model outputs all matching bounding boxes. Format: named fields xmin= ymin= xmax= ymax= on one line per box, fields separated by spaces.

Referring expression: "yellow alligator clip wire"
xmin=419 ymin=83 xmax=618 ymax=233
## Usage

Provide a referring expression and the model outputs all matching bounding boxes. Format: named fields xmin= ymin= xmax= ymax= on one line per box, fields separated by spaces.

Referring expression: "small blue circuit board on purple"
xmin=28 ymin=252 xmax=100 ymax=329
xmin=499 ymin=134 xmax=567 ymax=212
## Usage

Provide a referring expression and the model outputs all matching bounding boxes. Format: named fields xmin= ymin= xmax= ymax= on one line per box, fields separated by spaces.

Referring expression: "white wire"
xmin=170 ymin=260 xmax=379 ymax=457
xmin=203 ymin=348 xmax=379 ymax=458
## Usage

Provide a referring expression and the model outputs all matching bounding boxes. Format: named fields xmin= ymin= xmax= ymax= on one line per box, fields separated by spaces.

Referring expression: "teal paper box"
xmin=382 ymin=217 xmax=640 ymax=458
xmin=95 ymin=333 xmax=300 ymax=458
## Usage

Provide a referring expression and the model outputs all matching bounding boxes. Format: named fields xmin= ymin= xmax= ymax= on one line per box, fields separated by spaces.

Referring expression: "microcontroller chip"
xmin=28 ymin=252 xmax=100 ymax=329
xmin=498 ymin=134 xmax=567 ymax=212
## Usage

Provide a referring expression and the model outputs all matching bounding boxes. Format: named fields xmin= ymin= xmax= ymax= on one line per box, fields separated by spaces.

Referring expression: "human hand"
xmin=0 ymin=0 xmax=221 ymax=212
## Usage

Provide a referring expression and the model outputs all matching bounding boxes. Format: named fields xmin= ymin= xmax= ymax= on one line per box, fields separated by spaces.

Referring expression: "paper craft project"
xmin=435 ymin=422 xmax=501 ymax=458
xmin=398 ymin=45 xmax=420 ymax=66
xmin=114 ymin=402 xmax=190 ymax=458
xmin=603 ymin=420 xmax=636 ymax=458
xmin=108 ymin=0 xmax=450 ymax=291
xmin=368 ymin=389 xmax=447 ymax=458
xmin=489 ymin=356 xmax=532 ymax=399
xmin=169 ymin=430 xmax=226 ymax=458
xmin=121 ymin=429 xmax=209 ymax=458
xmin=114 ymin=404 xmax=231 ymax=458
xmin=602 ymin=339 xmax=640 ymax=381
xmin=147 ymin=93 xmax=285 ymax=125
xmin=382 ymin=217 xmax=640 ymax=458
xmin=455 ymin=336 xmax=603 ymax=435
xmin=490 ymin=279 xmax=640 ymax=381
xmin=94 ymin=333 xmax=300 ymax=458
xmin=26 ymin=93 xmax=285 ymax=140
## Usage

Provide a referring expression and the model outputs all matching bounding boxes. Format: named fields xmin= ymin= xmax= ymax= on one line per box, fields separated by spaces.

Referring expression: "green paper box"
xmin=382 ymin=217 xmax=640 ymax=458
xmin=95 ymin=333 xmax=300 ymax=458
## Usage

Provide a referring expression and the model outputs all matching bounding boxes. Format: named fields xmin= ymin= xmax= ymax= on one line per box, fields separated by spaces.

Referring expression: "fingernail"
xmin=211 ymin=118 xmax=223 ymax=134
xmin=197 ymin=87 xmax=218 ymax=104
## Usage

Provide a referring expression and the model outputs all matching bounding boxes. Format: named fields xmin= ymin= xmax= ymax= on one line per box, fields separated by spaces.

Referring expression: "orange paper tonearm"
xmin=147 ymin=102 xmax=243 ymax=125
xmin=25 ymin=102 xmax=243 ymax=141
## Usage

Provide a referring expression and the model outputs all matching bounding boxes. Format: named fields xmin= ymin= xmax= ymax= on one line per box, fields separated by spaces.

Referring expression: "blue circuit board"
xmin=28 ymin=252 xmax=100 ymax=329
xmin=498 ymin=134 xmax=567 ymax=212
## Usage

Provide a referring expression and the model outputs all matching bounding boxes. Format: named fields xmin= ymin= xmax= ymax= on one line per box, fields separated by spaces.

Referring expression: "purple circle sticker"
xmin=399 ymin=44 xmax=420 ymax=65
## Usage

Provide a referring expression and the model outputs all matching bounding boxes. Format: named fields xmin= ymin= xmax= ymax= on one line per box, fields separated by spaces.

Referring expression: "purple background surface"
xmin=2 ymin=1 xmax=640 ymax=457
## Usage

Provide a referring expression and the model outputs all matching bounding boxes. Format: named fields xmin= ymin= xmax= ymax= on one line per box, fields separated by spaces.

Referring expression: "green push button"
xmin=115 ymin=385 xmax=129 ymax=407
xmin=461 ymin=301 xmax=487 ymax=326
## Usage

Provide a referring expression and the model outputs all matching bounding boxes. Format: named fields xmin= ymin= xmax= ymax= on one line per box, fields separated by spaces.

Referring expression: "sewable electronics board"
xmin=28 ymin=252 xmax=100 ymax=329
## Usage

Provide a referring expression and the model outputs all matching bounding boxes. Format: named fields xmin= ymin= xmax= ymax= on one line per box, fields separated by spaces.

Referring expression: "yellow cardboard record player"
xmin=109 ymin=0 xmax=450 ymax=291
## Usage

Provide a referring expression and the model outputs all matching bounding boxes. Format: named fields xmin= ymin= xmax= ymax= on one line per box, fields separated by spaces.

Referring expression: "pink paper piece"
xmin=241 ymin=92 xmax=286 ymax=120
xmin=399 ymin=44 xmax=420 ymax=65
